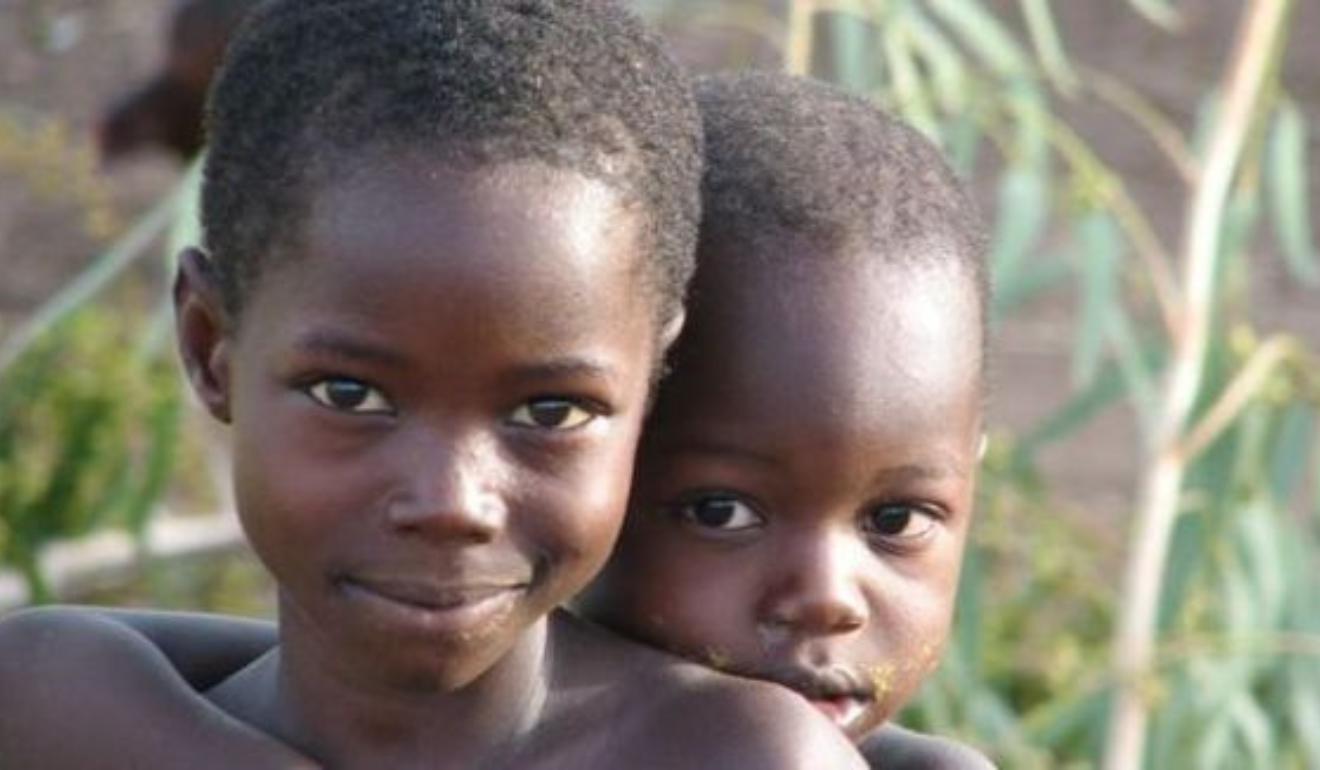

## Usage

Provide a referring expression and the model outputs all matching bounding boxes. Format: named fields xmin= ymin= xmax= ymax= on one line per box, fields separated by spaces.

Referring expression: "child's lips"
xmin=337 ymin=574 xmax=529 ymax=633
xmin=746 ymin=663 xmax=877 ymax=735
xmin=344 ymin=576 xmax=524 ymax=609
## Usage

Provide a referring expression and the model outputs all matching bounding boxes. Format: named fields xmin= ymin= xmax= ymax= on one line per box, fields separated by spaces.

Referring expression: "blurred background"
xmin=0 ymin=0 xmax=1317 ymax=766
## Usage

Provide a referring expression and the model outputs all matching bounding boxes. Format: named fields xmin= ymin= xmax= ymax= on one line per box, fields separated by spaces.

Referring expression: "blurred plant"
xmin=0 ymin=306 xmax=180 ymax=603
xmin=0 ymin=160 xmax=200 ymax=604
xmin=0 ymin=105 xmax=122 ymax=241
xmin=637 ymin=0 xmax=1320 ymax=766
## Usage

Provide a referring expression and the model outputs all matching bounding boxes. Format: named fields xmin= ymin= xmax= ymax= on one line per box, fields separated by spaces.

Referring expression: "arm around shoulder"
xmin=861 ymin=723 xmax=997 ymax=769
xmin=0 ymin=605 xmax=312 ymax=769
xmin=654 ymin=675 xmax=867 ymax=769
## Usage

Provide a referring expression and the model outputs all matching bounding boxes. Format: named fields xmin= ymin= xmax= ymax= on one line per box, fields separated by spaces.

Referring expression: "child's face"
xmin=588 ymin=236 xmax=983 ymax=741
xmin=179 ymin=158 xmax=660 ymax=691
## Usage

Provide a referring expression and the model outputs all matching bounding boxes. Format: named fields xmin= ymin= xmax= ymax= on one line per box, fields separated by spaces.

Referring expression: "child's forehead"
xmin=306 ymin=154 xmax=626 ymax=230
xmin=666 ymin=243 xmax=984 ymax=423
xmin=285 ymin=159 xmax=646 ymax=298
xmin=695 ymin=231 xmax=979 ymax=327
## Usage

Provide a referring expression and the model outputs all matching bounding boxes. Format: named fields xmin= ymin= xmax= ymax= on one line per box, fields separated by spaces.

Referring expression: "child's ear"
xmin=659 ymin=309 xmax=686 ymax=350
xmin=174 ymin=247 xmax=234 ymax=424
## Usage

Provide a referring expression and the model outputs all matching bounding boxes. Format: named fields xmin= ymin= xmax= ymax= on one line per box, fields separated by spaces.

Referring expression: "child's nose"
xmin=759 ymin=530 xmax=868 ymax=639
xmin=385 ymin=430 xmax=506 ymax=543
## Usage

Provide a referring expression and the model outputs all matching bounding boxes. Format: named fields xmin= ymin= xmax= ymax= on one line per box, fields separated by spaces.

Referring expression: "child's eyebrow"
xmin=500 ymin=357 xmax=621 ymax=387
xmin=870 ymin=457 xmax=969 ymax=485
xmin=293 ymin=329 xmax=620 ymax=385
xmin=663 ymin=440 xmax=970 ymax=484
xmin=655 ymin=438 xmax=778 ymax=467
xmin=292 ymin=329 xmax=408 ymax=368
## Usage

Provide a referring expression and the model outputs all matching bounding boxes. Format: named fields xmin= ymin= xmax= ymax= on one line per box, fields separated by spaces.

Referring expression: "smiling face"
xmin=585 ymin=233 xmax=983 ymax=741
xmin=177 ymin=158 xmax=660 ymax=693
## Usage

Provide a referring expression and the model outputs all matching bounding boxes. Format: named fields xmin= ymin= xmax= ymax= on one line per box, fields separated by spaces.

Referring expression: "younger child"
xmin=0 ymin=70 xmax=992 ymax=767
xmin=0 ymin=3 xmax=863 ymax=767
xmin=584 ymin=71 xmax=993 ymax=767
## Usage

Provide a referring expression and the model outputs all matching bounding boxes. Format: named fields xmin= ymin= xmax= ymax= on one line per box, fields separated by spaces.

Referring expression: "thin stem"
xmin=1104 ymin=2 xmax=1293 ymax=768
xmin=1022 ymin=99 xmax=1184 ymax=338
xmin=785 ymin=0 xmax=815 ymax=75
xmin=15 ymin=552 xmax=52 ymax=605
xmin=1178 ymin=334 xmax=1298 ymax=462
xmin=0 ymin=177 xmax=184 ymax=375
xmin=1080 ymin=65 xmax=1198 ymax=185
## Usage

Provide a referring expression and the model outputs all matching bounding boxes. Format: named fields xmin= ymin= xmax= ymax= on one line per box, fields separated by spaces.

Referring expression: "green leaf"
xmin=820 ymin=12 xmax=874 ymax=92
xmin=988 ymin=168 xmax=1052 ymax=316
xmin=1290 ymin=671 xmax=1320 ymax=764
xmin=1158 ymin=505 xmax=1205 ymax=633
xmin=1269 ymin=403 xmax=1315 ymax=501
xmin=1103 ymin=299 xmax=1159 ymax=428
xmin=989 ymin=167 xmax=1050 ymax=272
xmin=1019 ymin=0 xmax=1077 ymax=92
xmin=1072 ymin=211 xmax=1122 ymax=389
xmin=1016 ymin=360 xmax=1125 ymax=461
xmin=900 ymin=10 xmax=967 ymax=115
xmin=123 ymin=375 xmax=183 ymax=538
xmin=1315 ymin=414 xmax=1320 ymax=522
xmin=1024 ymin=686 xmax=1109 ymax=752
xmin=1229 ymin=401 xmax=1272 ymax=497
xmin=942 ymin=109 xmax=983 ymax=177
xmin=992 ymin=255 xmax=1068 ymax=319
xmin=882 ymin=16 xmax=939 ymax=136
xmin=1150 ymin=667 xmax=1197 ymax=769
xmin=1236 ymin=499 xmax=1287 ymax=633
xmin=1230 ymin=694 xmax=1276 ymax=768
xmin=951 ymin=534 xmax=983 ymax=676
xmin=1268 ymin=99 xmax=1319 ymax=285
xmin=927 ymin=0 xmax=1030 ymax=77
xmin=1126 ymin=0 xmax=1182 ymax=29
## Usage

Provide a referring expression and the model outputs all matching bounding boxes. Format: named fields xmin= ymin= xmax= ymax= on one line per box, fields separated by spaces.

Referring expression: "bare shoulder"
xmin=860 ymin=723 xmax=996 ymax=769
xmin=644 ymin=665 xmax=866 ymax=769
xmin=548 ymin=613 xmax=863 ymax=768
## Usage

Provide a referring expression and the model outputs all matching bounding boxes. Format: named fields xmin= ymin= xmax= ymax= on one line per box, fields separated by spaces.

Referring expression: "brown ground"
xmin=1 ymin=0 xmax=1317 ymax=539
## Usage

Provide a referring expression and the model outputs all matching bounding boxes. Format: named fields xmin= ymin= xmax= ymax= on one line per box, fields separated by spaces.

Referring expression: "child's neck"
xmin=213 ymin=608 xmax=552 ymax=766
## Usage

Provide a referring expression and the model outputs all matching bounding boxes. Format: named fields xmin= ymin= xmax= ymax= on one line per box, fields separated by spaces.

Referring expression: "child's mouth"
xmin=743 ymin=663 xmax=877 ymax=736
xmin=337 ymin=574 xmax=526 ymax=635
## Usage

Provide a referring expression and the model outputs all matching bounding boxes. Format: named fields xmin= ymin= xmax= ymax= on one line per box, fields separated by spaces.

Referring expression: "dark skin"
xmin=0 ymin=158 xmax=861 ymax=768
xmin=0 ymin=230 xmax=989 ymax=767
xmin=183 ymin=158 xmax=658 ymax=762
xmin=584 ymin=232 xmax=991 ymax=767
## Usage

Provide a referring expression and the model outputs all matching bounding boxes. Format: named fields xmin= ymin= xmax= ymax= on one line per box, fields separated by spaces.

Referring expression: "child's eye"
xmin=862 ymin=503 xmax=940 ymax=543
xmin=508 ymin=398 xmax=598 ymax=430
xmin=674 ymin=494 xmax=765 ymax=532
xmin=306 ymin=377 xmax=394 ymax=415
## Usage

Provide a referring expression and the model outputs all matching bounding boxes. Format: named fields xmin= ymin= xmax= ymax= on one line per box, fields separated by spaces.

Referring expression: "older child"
xmin=0 ymin=71 xmax=991 ymax=767
xmin=0 ymin=3 xmax=864 ymax=768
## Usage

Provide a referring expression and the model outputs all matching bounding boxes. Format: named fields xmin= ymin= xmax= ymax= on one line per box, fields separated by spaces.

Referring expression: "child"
xmin=583 ymin=71 xmax=993 ymax=767
xmin=0 ymin=70 xmax=991 ymax=767
xmin=0 ymin=3 xmax=864 ymax=767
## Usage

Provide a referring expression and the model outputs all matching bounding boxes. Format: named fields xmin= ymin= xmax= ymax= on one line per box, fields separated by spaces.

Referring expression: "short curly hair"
xmin=201 ymin=0 xmax=701 ymax=328
xmin=695 ymin=71 xmax=988 ymax=317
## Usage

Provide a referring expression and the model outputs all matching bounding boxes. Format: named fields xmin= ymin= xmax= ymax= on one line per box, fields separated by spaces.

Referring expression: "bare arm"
xmin=648 ymin=676 xmax=868 ymax=769
xmin=85 ymin=606 xmax=278 ymax=689
xmin=861 ymin=723 xmax=997 ymax=769
xmin=0 ymin=605 xmax=312 ymax=768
